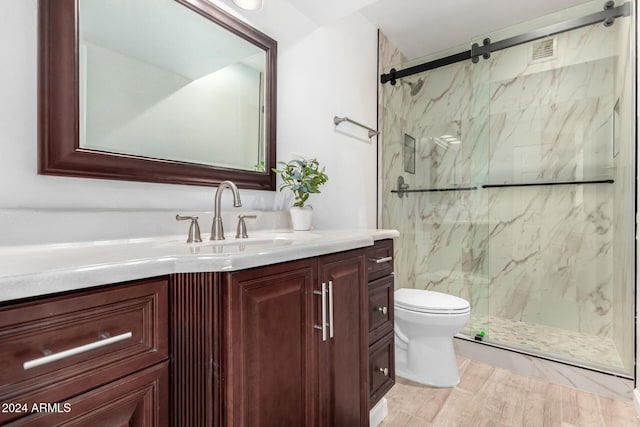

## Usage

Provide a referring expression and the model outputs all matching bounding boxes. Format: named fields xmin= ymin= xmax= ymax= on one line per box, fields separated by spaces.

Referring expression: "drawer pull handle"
xmin=372 ymin=256 xmax=393 ymax=264
xmin=378 ymin=367 xmax=389 ymax=377
xmin=377 ymin=306 xmax=388 ymax=315
xmin=23 ymin=332 xmax=133 ymax=370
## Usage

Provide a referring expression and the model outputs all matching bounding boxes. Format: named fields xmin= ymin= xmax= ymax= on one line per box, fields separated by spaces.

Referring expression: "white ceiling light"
xmin=232 ymin=0 xmax=263 ymax=11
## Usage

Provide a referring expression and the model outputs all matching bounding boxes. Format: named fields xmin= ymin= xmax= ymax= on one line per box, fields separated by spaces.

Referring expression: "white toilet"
xmin=394 ymin=288 xmax=470 ymax=387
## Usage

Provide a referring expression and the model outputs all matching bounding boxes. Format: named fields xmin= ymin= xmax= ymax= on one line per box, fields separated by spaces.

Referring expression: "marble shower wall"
xmin=380 ymin=17 xmax=634 ymax=372
xmin=378 ymin=31 xmax=416 ymax=291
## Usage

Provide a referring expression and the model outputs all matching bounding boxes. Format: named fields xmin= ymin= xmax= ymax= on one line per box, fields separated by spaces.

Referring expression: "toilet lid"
xmin=395 ymin=288 xmax=470 ymax=314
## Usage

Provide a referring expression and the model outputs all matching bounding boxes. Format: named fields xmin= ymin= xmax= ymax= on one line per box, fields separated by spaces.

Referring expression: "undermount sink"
xmin=203 ymin=231 xmax=322 ymax=244
xmin=161 ymin=231 xmax=324 ymax=254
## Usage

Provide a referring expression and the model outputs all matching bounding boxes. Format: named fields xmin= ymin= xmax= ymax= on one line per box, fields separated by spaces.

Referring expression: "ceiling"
xmin=285 ymin=0 xmax=593 ymax=60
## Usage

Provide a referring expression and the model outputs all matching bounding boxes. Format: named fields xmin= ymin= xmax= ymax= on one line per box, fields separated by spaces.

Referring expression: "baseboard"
xmin=369 ymin=398 xmax=388 ymax=427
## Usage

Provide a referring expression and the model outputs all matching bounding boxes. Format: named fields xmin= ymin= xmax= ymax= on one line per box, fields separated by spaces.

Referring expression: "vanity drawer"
xmin=9 ymin=361 xmax=169 ymax=427
xmin=367 ymin=239 xmax=394 ymax=281
xmin=368 ymin=332 xmax=395 ymax=409
xmin=368 ymin=275 xmax=394 ymax=345
xmin=0 ymin=278 xmax=168 ymax=423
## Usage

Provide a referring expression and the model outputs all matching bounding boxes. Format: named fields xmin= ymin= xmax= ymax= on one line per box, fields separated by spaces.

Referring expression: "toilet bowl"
xmin=394 ymin=288 xmax=470 ymax=388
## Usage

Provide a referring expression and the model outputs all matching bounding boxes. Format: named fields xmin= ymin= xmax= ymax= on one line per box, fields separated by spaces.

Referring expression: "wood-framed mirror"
xmin=39 ymin=0 xmax=277 ymax=190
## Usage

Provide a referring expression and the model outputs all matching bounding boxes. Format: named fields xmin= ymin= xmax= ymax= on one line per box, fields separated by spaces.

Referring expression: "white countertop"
xmin=0 ymin=229 xmax=398 ymax=303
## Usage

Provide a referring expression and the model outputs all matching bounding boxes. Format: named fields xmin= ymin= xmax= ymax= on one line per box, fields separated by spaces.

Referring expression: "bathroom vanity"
xmin=0 ymin=230 xmax=397 ymax=426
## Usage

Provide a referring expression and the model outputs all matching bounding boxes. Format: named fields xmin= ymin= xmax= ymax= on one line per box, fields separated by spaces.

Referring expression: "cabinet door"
xmin=317 ymin=249 xmax=367 ymax=427
xmin=223 ymin=259 xmax=316 ymax=427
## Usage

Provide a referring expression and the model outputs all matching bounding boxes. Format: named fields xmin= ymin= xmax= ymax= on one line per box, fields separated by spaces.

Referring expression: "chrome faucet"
xmin=211 ymin=181 xmax=242 ymax=240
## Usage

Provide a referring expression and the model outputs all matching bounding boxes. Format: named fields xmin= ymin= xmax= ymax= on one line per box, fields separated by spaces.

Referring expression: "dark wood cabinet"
xmin=368 ymin=275 xmax=394 ymax=345
xmin=2 ymin=243 xmax=386 ymax=426
xmin=367 ymin=239 xmax=394 ymax=282
xmin=218 ymin=249 xmax=367 ymax=427
xmin=0 ymin=278 xmax=170 ymax=426
xmin=368 ymin=333 xmax=394 ymax=407
xmin=222 ymin=259 xmax=316 ymax=427
xmin=170 ymin=273 xmax=220 ymax=427
xmin=317 ymin=250 xmax=368 ymax=426
xmin=366 ymin=240 xmax=395 ymax=409
xmin=9 ymin=362 xmax=169 ymax=427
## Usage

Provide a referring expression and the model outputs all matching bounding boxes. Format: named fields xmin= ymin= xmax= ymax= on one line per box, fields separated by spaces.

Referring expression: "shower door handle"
xmin=313 ymin=283 xmax=327 ymax=342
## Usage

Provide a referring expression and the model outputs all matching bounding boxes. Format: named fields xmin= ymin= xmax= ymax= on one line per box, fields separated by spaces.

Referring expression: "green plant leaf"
xmin=271 ymin=157 xmax=329 ymax=207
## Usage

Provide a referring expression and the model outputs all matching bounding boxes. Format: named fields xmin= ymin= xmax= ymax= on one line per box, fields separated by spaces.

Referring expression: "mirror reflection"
xmin=79 ymin=0 xmax=266 ymax=171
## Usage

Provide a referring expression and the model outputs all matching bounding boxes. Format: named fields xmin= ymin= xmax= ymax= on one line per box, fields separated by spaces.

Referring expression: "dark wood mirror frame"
xmin=38 ymin=0 xmax=277 ymax=190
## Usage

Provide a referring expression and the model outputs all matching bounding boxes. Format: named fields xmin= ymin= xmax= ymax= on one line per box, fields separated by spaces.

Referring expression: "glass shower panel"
xmin=611 ymin=6 xmax=635 ymax=377
xmin=380 ymin=69 xmax=415 ymax=293
xmin=480 ymin=18 xmax=632 ymax=374
xmin=465 ymin=56 xmax=490 ymax=339
xmin=380 ymin=56 xmax=491 ymax=341
xmin=380 ymin=2 xmax=634 ymax=376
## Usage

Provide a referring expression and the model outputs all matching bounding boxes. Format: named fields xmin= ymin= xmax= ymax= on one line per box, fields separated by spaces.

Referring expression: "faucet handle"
xmin=236 ymin=215 xmax=257 ymax=239
xmin=176 ymin=215 xmax=202 ymax=243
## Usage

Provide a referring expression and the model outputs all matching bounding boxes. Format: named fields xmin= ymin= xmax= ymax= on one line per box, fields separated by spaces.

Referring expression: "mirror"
xmin=39 ymin=0 xmax=277 ymax=190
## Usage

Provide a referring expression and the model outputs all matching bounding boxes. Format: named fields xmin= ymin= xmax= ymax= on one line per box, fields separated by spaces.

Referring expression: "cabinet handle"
xmin=23 ymin=332 xmax=133 ymax=370
xmin=378 ymin=367 xmax=389 ymax=377
xmin=328 ymin=281 xmax=334 ymax=339
xmin=372 ymin=256 xmax=393 ymax=264
xmin=377 ymin=306 xmax=388 ymax=315
xmin=313 ymin=283 xmax=327 ymax=342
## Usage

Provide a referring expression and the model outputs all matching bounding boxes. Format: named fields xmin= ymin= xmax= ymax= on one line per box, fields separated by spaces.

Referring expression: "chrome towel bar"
xmin=333 ymin=116 xmax=379 ymax=139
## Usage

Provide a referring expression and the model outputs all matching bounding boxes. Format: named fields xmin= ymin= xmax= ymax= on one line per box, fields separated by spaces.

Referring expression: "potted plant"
xmin=272 ymin=158 xmax=328 ymax=230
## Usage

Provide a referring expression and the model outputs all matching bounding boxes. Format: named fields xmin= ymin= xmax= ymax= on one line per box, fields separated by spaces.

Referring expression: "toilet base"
xmin=395 ymin=334 xmax=461 ymax=388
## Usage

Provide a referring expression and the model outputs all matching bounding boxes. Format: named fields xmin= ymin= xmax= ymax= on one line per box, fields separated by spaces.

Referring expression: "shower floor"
xmin=464 ymin=315 xmax=626 ymax=372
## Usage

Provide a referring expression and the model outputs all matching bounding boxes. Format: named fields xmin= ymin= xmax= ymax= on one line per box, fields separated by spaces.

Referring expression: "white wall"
xmin=277 ymin=13 xmax=378 ymax=229
xmin=83 ymin=42 xmax=261 ymax=169
xmin=0 ymin=0 xmax=378 ymax=241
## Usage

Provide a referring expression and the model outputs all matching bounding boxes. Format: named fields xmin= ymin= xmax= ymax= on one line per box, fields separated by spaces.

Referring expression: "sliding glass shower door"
xmin=380 ymin=0 xmax=635 ymax=375
xmin=381 ymin=55 xmax=492 ymax=342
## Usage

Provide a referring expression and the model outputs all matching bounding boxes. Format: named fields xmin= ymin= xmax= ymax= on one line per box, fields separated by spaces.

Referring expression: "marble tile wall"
xmin=378 ymin=31 xmax=416 ymax=291
xmin=485 ymin=184 xmax=613 ymax=336
xmin=380 ymin=17 xmax=634 ymax=373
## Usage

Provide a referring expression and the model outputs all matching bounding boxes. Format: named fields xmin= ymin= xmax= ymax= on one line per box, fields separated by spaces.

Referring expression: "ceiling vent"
xmin=530 ymin=38 xmax=557 ymax=63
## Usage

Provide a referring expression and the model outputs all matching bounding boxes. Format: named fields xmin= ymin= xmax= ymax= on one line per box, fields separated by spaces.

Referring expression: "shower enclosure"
xmin=379 ymin=0 xmax=635 ymax=376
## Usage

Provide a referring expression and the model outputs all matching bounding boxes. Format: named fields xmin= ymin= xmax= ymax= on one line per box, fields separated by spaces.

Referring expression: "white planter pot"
xmin=290 ymin=206 xmax=313 ymax=231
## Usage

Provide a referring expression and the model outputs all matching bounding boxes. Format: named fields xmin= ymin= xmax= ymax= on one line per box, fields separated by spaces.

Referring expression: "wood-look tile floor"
xmin=380 ymin=357 xmax=640 ymax=427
